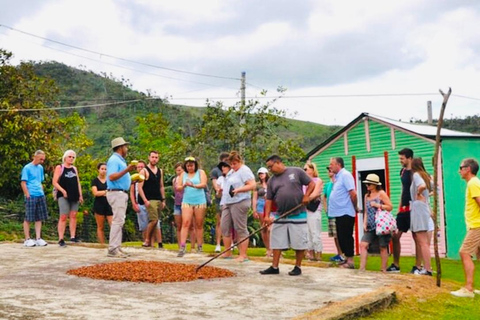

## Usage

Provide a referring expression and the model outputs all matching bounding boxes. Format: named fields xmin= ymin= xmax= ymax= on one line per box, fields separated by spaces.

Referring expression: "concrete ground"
xmin=0 ymin=242 xmax=401 ymax=320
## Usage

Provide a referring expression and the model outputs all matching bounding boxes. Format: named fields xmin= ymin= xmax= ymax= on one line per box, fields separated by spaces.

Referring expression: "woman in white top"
xmin=410 ymin=158 xmax=433 ymax=276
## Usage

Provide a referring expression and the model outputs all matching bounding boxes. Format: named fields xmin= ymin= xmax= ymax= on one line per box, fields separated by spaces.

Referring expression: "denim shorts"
xmin=137 ymin=205 xmax=148 ymax=231
xmin=173 ymin=204 xmax=182 ymax=216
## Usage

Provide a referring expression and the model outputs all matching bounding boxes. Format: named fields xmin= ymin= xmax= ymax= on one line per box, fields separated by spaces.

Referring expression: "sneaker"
xmin=107 ymin=250 xmax=128 ymax=258
xmin=474 ymin=289 xmax=480 ymax=295
xmin=259 ymin=266 xmax=280 ymax=275
xmin=386 ymin=263 xmax=400 ymax=273
xmin=330 ymin=254 xmax=345 ymax=262
xmin=24 ymin=239 xmax=36 ymax=247
xmin=70 ymin=237 xmax=81 ymax=243
xmin=58 ymin=239 xmax=66 ymax=247
xmin=35 ymin=238 xmax=48 ymax=246
xmin=197 ymin=246 xmax=203 ymax=253
xmin=158 ymin=242 xmax=164 ymax=249
xmin=177 ymin=247 xmax=186 ymax=257
xmin=414 ymin=269 xmax=432 ymax=276
xmin=410 ymin=266 xmax=422 ymax=274
xmin=215 ymin=245 xmax=221 ymax=253
xmin=118 ymin=248 xmax=131 ymax=256
xmin=288 ymin=266 xmax=302 ymax=276
xmin=451 ymin=287 xmax=474 ymax=298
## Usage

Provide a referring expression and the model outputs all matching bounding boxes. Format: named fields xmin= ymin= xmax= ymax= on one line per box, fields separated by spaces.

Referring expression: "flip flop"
xmin=340 ymin=263 xmax=355 ymax=269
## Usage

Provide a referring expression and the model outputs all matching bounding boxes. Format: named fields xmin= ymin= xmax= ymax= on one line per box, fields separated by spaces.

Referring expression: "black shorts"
xmin=94 ymin=203 xmax=113 ymax=216
xmin=396 ymin=211 xmax=411 ymax=233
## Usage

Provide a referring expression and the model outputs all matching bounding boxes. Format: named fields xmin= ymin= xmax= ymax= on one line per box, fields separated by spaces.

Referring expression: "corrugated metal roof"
xmin=304 ymin=112 xmax=480 ymax=160
xmin=371 ymin=113 xmax=480 ymax=138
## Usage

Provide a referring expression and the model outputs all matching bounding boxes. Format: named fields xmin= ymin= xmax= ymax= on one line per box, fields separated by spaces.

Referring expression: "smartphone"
xmin=229 ymin=185 xmax=235 ymax=197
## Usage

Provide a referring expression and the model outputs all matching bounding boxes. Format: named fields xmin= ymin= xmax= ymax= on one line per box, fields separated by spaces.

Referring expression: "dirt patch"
xmin=0 ymin=242 xmax=408 ymax=319
xmin=68 ymin=260 xmax=235 ymax=283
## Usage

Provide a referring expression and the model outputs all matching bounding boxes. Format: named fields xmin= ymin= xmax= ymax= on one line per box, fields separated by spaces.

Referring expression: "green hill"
xmin=32 ymin=61 xmax=338 ymax=158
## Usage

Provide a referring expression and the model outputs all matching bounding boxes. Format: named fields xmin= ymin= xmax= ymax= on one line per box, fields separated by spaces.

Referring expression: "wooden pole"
xmin=432 ymin=87 xmax=451 ymax=287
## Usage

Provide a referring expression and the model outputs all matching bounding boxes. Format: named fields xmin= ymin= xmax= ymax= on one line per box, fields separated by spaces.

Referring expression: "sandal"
xmin=340 ymin=263 xmax=355 ymax=269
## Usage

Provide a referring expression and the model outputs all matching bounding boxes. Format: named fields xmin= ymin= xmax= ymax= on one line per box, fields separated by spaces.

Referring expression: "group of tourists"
xmin=20 ymin=139 xmax=480 ymax=287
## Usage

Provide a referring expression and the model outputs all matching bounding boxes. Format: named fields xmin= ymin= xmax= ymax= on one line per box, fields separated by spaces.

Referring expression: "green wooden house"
xmin=305 ymin=112 xmax=480 ymax=259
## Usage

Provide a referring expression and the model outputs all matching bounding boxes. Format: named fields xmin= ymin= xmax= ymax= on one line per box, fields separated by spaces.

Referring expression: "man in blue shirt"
xmin=21 ymin=150 xmax=49 ymax=247
xmin=106 ymin=137 xmax=136 ymax=258
xmin=328 ymin=157 xmax=358 ymax=269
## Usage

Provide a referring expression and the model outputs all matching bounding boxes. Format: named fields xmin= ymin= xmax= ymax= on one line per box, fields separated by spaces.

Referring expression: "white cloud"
xmin=1 ymin=0 xmax=479 ymax=126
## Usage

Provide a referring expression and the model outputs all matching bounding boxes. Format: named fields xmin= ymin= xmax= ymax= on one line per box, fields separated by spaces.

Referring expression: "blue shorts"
xmin=256 ymin=198 xmax=265 ymax=215
xmin=25 ymin=196 xmax=48 ymax=222
xmin=137 ymin=205 xmax=148 ymax=231
xmin=173 ymin=204 xmax=182 ymax=216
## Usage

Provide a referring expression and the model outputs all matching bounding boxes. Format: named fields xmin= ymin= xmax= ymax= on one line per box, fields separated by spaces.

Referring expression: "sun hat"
xmin=362 ymin=173 xmax=382 ymax=185
xmin=257 ymin=167 xmax=268 ymax=174
xmin=111 ymin=137 xmax=129 ymax=149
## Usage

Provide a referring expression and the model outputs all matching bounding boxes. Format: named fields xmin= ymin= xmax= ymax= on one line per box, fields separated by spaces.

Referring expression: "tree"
xmin=0 ymin=49 xmax=92 ymax=199
xmin=189 ymin=89 xmax=306 ymax=170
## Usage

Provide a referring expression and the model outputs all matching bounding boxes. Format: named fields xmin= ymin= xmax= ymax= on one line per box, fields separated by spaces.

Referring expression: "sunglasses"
xmin=184 ymin=156 xmax=196 ymax=162
xmin=459 ymin=165 xmax=469 ymax=170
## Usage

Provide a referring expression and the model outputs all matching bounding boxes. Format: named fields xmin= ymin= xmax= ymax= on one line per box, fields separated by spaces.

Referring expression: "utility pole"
xmin=239 ymin=71 xmax=246 ymax=155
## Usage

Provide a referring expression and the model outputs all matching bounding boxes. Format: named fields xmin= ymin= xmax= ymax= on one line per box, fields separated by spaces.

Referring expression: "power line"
xmin=0 ymin=24 xmax=241 ymax=81
xmin=0 ymin=98 xmax=160 ymax=112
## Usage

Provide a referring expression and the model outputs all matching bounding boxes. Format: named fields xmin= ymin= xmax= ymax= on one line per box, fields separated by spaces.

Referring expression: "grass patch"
xmin=124 ymin=242 xmax=480 ymax=319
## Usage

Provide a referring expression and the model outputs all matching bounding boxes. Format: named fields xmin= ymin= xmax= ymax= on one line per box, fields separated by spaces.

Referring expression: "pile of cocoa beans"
xmin=67 ymin=260 xmax=235 ymax=283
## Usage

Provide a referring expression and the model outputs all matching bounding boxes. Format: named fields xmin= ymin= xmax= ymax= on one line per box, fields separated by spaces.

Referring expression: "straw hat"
xmin=362 ymin=173 xmax=382 ymax=185
xmin=111 ymin=137 xmax=129 ymax=149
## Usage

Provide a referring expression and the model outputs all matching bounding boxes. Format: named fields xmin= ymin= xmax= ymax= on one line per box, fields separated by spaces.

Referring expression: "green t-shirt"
xmin=323 ymin=181 xmax=333 ymax=216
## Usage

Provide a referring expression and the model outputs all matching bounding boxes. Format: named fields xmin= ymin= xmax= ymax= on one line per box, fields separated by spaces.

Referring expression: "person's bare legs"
xmin=95 ymin=214 xmax=106 ymax=244
xmin=359 ymin=241 xmax=369 ymax=271
xmin=68 ymin=211 xmax=77 ymax=239
xmin=180 ymin=207 xmax=193 ymax=248
xmin=380 ymin=246 xmax=389 ymax=272
xmin=460 ymin=251 xmax=475 ymax=291
xmin=24 ymin=220 xmax=31 ymax=240
xmin=391 ymin=230 xmax=402 ymax=267
xmin=221 ymin=236 xmax=233 ymax=258
xmin=174 ymin=214 xmax=182 ymax=249
xmin=294 ymin=250 xmax=305 ymax=267
xmin=194 ymin=207 xmax=206 ymax=250
xmin=415 ymin=231 xmax=432 ymax=272
xmin=34 ymin=221 xmax=42 ymax=239
xmin=334 ymin=237 xmax=342 ymax=255
xmin=58 ymin=214 xmax=67 ymax=241
xmin=215 ymin=212 xmax=222 ymax=247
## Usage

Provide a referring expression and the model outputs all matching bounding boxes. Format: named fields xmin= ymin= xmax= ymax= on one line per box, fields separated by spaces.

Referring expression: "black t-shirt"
xmin=91 ymin=177 xmax=109 ymax=211
xmin=400 ymin=168 xmax=412 ymax=206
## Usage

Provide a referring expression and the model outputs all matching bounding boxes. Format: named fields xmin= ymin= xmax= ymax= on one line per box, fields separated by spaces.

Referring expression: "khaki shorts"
xmin=459 ymin=227 xmax=480 ymax=256
xmin=146 ymin=200 xmax=162 ymax=222
xmin=270 ymin=218 xmax=308 ymax=250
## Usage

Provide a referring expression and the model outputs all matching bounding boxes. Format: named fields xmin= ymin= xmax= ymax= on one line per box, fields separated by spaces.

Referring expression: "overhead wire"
xmin=0 ymin=24 xmax=241 ymax=81
xmin=0 ymin=30 xmax=239 ymax=91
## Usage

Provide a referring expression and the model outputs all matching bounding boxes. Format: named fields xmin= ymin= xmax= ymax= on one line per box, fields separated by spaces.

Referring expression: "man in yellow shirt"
xmin=451 ymin=158 xmax=480 ymax=298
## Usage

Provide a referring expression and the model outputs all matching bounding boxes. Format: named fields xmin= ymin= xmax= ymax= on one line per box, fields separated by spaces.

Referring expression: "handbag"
xmin=306 ymin=198 xmax=321 ymax=212
xmin=375 ymin=209 xmax=397 ymax=235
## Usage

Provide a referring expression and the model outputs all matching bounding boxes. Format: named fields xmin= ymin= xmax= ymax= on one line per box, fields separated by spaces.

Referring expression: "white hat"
xmin=111 ymin=137 xmax=129 ymax=149
xmin=257 ymin=167 xmax=268 ymax=174
xmin=362 ymin=173 xmax=382 ymax=185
